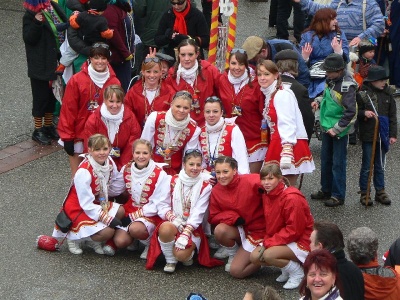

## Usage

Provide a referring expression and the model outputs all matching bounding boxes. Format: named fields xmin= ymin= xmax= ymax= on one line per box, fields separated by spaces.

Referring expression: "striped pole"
xmin=207 ymin=0 xmax=220 ymax=65
xmin=225 ymin=0 xmax=238 ymax=68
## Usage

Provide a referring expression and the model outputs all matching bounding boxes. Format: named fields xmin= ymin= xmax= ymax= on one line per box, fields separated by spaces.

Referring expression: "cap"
xmin=90 ymin=0 xmax=107 ymax=11
xmin=320 ymin=53 xmax=345 ymax=71
xmin=155 ymin=52 xmax=175 ymax=65
xmin=241 ymin=36 xmax=264 ymax=60
xmin=274 ymin=49 xmax=298 ymax=62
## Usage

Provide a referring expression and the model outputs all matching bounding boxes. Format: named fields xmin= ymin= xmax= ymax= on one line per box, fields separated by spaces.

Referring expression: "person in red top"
xmin=209 ymin=156 xmax=265 ymax=279
xmin=124 ymin=57 xmax=173 ymax=128
xmin=250 ymin=163 xmax=314 ymax=290
xmin=58 ymin=43 xmax=120 ymax=175
xmin=216 ymin=49 xmax=266 ymax=173
xmin=165 ymin=38 xmax=219 ymax=127
xmin=84 ymin=85 xmax=141 ymax=171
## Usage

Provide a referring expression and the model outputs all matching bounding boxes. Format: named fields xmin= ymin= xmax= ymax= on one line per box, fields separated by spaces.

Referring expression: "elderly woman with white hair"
xmin=347 ymin=227 xmax=400 ymax=300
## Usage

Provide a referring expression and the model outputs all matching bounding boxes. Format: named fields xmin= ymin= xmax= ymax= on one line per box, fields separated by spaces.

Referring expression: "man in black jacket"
xmin=310 ymin=221 xmax=365 ymax=300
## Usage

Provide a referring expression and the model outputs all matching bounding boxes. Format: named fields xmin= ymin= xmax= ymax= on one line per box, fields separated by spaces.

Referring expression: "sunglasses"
xmin=171 ymin=0 xmax=185 ymax=5
xmin=205 ymin=96 xmax=222 ymax=103
xmin=231 ymin=48 xmax=246 ymax=54
xmin=144 ymin=57 xmax=160 ymax=63
xmin=173 ymin=90 xmax=193 ymax=100
xmin=184 ymin=149 xmax=202 ymax=156
xmin=92 ymin=43 xmax=109 ymax=50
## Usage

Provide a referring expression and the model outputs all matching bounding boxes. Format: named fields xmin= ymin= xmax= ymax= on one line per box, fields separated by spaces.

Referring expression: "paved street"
xmin=1 ymin=0 xmax=400 ymax=299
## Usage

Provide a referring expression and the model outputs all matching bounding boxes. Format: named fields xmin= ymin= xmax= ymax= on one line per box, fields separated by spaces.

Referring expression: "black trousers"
xmin=276 ymin=0 xmax=305 ymax=42
xmin=30 ymin=78 xmax=56 ymax=118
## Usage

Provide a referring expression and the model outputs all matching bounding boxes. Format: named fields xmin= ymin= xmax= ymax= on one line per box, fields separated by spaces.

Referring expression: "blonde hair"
xmin=132 ymin=138 xmax=153 ymax=153
xmin=260 ymin=163 xmax=290 ymax=186
xmin=88 ymin=134 xmax=110 ymax=150
xmin=103 ymin=85 xmax=125 ymax=103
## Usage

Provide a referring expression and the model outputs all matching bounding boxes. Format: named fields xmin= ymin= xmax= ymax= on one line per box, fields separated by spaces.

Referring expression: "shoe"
xmin=182 ymin=258 xmax=193 ymax=266
xmin=86 ymin=240 xmax=104 ymax=255
xmin=324 ymin=197 xmax=344 ymax=207
xmin=32 ymin=128 xmax=52 ymax=145
xmin=213 ymin=246 xmax=229 ymax=259
xmin=140 ymin=245 xmax=149 ymax=259
xmin=163 ymin=263 xmax=176 ymax=273
xmin=359 ymin=191 xmax=373 ymax=206
xmin=276 ymin=271 xmax=290 ymax=283
xmin=208 ymin=235 xmax=220 ymax=250
xmin=127 ymin=240 xmax=139 ymax=251
xmin=225 ymin=256 xmax=234 ymax=272
xmin=375 ymin=189 xmax=391 ymax=205
xmin=67 ymin=239 xmax=82 ymax=255
xmin=283 ymin=274 xmax=303 ymax=289
xmin=311 ymin=190 xmax=331 ymax=200
xmin=42 ymin=125 xmax=59 ymax=140
xmin=103 ymin=245 xmax=116 ymax=256
xmin=393 ymin=88 xmax=400 ymax=97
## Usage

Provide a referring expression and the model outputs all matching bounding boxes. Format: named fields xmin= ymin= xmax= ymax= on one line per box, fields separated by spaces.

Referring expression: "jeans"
xmin=359 ymin=141 xmax=386 ymax=192
xmin=320 ymin=132 xmax=348 ymax=200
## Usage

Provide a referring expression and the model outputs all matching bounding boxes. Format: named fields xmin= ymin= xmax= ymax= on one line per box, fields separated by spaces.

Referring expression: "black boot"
xmin=42 ymin=125 xmax=60 ymax=140
xmin=32 ymin=128 xmax=52 ymax=145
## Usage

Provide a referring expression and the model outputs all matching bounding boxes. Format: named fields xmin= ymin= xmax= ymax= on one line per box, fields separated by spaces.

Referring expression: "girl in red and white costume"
xmin=103 ymin=139 xmax=171 ymax=257
xmin=165 ymin=38 xmax=219 ymax=127
xmin=146 ymin=149 xmax=222 ymax=272
xmin=52 ymin=134 xmax=125 ymax=255
xmin=84 ymin=85 xmax=141 ymax=171
xmin=250 ymin=163 xmax=313 ymax=290
xmin=141 ymin=91 xmax=201 ymax=175
xmin=58 ymin=43 xmax=120 ymax=175
xmin=124 ymin=57 xmax=173 ymax=128
xmin=209 ymin=156 xmax=265 ymax=279
xmin=257 ymin=59 xmax=315 ymax=186
xmin=216 ymin=49 xmax=266 ymax=173
xmin=200 ymin=96 xmax=249 ymax=175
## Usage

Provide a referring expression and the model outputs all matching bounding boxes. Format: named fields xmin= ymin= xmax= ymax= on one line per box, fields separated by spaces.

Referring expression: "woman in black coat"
xmin=22 ymin=0 xmax=67 ymax=145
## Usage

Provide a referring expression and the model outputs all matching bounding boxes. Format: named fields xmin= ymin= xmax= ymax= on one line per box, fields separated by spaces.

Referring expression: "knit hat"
xmin=90 ymin=0 xmax=107 ymax=11
xmin=242 ymin=36 xmax=264 ymax=60
xmin=364 ymin=66 xmax=389 ymax=82
xmin=274 ymin=49 xmax=298 ymax=62
xmin=358 ymin=43 xmax=376 ymax=57
xmin=320 ymin=53 xmax=345 ymax=71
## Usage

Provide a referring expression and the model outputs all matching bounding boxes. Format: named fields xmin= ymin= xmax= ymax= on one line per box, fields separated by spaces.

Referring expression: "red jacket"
xmin=209 ymin=174 xmax=265 ymax=243
xmin=262 ymin=182 xmax=313 ymax=251
xmin=84 ymin=106 xmax=141 ymax=170
xmin=124 ymin=80 xmax=173 ymax=128
xmin=58 ymin=62 xmax=120 ymax=141
xmin=216 ymin=73 xmax=265 ymax=152
xmin=165 ymin=60 xmax=219 ymax=127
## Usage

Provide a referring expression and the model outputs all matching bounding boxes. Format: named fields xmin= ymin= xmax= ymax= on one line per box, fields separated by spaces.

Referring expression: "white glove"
xmin=172 ymin=217 xmax=185 ymax=233
xmin=175 ymin=234 xmax=189 ymax=250
xmin=280 ymin=156 xmax=292 ymax=169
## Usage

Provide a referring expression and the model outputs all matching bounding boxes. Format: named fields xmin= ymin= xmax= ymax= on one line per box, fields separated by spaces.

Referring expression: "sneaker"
xmin=164 ymin=263 xmax=176 ymax=273
xmin=86 ymin=241 xmax=104 ymax=255
xmin=276 ymin=271 xmax=290 ymax=283
xmin=67 ymin=239 xmax=82 ymax=255
xmin=324 ymin=197 xmax=344 ymax=207
xmin=310 ymin=190 xmax=331 ymax=200
xmin=140 ymin=245 xmax=149 ymax=259
xmin=213 ymin=246 xmax=229 ymax=259
xmin=283 ymin=275 xmax=303 ymax=289
xmin=182 ymin=258 xmax=193 ymax=266
xmin=103 ymin=245 xmax=116 ymax=256
xmin=225 ymin=256 xmax=234 ymax=272
xmin=375 ymin=189 xmax=391 ymax=205
xmin=359 ymin=191 xmax=373 ymax=206
xmin=208 ymin=235 xmax=220 ymax=250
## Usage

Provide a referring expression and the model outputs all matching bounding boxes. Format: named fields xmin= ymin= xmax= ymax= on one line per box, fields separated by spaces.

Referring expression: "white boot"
xmin=282 ymin=260 xmax=304 ymax=289
xmin=159 ymin=237 xmax=178 ymax=273
xmin=67 ymin=239 xmax=82 ymax=255
xmin=276 ymin=268 xmax=290 ymax=282
xmin=224 ymin=243 xmax=239 ymax=272
xmin=213 ymin=246 xmax=229 ymax=259
xmin=182 ymin=250 xmax=195 ymax=266
xmin=86 ymin=239 xmax=105 ymax=255
xmin=139 ymin=238 xmax=150 ymax=259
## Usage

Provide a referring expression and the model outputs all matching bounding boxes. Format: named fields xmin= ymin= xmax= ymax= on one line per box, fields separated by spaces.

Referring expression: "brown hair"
xmin=89 ymin=42 xmax=111 ymax=60
xmin=228 ymin=51 xmax=253 ymax=87
xmin=88 ymin=134 xmax=110 ymax=150
xmin=103 ymin=85 xmax=125 ymax=103
xmin=132 ymin=138 xmax=153 ymax=154
xmin=260 ymin=163 xmax=290 ymax=186
xmin=214 ymin=156 xmax=238 ymax=170
xmin=173 ymin=39 xmax=205 ymax=81
xmin=304 ymin=8 xmax=340 ymax=37
xmin=276 ymin=59 xmax=299 ymax=77
xmin=256 ymin=59 xmax=282 ymax=99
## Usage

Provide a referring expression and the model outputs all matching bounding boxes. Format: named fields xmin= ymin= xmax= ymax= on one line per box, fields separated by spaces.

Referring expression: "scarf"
xmin=176 ymin=60 xmax=199 ymax=85
xmin=228 ymin=71 xmax=249 ymax=94
xmin=173 ymin=0 xmax=191 ymax=35
xmin=260 ymin=79 xmax=278 ymax=118
xmin=206 ymin=117 xmax=225 ymax=133
xmin=165 ymin=107 xmax=190 ymax=130
xmin=88 ymin=63 xmax=110 ymax=88
xmin=87 ymin=154 xmax=112 ymax=200
xmin=130 ymin=159 xmax=156 ymax=194
xmin=100 ymin=103 xmax=124 ymax=143
xmin=172 ymin=170 xmax=210 ymax=218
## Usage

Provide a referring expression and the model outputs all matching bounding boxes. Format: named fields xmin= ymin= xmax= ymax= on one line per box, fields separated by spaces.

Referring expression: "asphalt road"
xmin=1 ymin=1 xmax=400 ymax=299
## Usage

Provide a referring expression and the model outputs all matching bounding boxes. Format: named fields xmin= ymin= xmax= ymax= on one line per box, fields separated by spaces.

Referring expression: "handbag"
xmin=55 ymin=210 xmax=72 ymax=233
xmin=309 ymin=61 xmax=326 ymax=79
